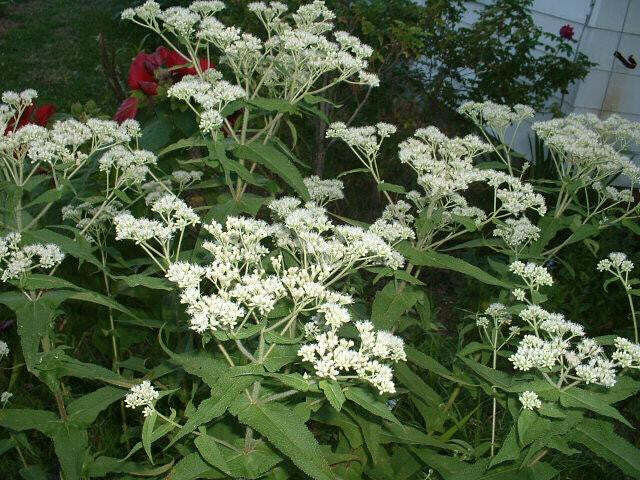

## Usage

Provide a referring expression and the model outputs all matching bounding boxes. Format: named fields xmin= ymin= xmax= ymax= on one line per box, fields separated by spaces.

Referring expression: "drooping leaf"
xmin=397 ymin=246 xmax=510 ymax=288
xmin=559 ymin=388 xmax=632 ymax=427
xmin=67 ymin=386 xmax=126 ymax=428
xmin=569 ymin=418 xmax=640 ymax=478
xmin=234 ymin=143 xmax=309 ymax=200
xmin=344 ymin=387 xmax=399 ymax=423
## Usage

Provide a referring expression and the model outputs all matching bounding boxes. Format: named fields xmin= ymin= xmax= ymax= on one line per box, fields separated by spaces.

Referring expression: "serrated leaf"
xmin=344 ymin=387 xmax=398 ymax=423
xmin=67 ymin=386 xmax=126 ymax=428
xmin=490 ymin=426 xmax=519 ymax=467
xmin=234 ymin=143 xmax=309 ymax=200
xmin=319 ymin=380 xmax=345 ymax=411
xmin=114 ymin=274 xmax=173 ymax=291
xmin=397 ymin=246 xmax=511 ymax=288
xmin=570 ymin=418 xmax=640 ymax=478
xmin=171 ymin=452 xmax=217 ymax=480
xmin=371 ymin=282 xmax=422 ymax=330
xmin=167 ymin=373 xmax=256 ymax=448
xmin=406 ymin=346 xmax=472 ymax=385
xmin=235 ymin=401 xmax=336 ymax=480
xmin=194 ymin=435 xmax=232 ymax=475
xmin=559 ymin=388 xmax=631 ymax=427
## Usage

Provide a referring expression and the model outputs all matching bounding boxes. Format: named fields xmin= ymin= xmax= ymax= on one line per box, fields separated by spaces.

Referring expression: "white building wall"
xmin=460 ymin=0 xmax=640 ymax=160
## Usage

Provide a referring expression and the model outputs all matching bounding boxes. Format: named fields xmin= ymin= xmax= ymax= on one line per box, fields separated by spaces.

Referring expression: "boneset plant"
xmin=0 ymin=2 xmax=640 ymax=480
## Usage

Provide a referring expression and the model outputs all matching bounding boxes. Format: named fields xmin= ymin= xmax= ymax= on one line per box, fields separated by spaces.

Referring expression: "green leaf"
xmin=395 ymin=362 xmax=442 ymax=406
xmin=459 ymin=357 xmax=513 ymax=391
xmin=397 ymin=246 xmax=510 ymax=288
xmin=570 ymin=418 xmax=640 ymax=478
xmin=235 ymin=401 xmax=336 ymax=480
xmin=158 ymin=136 xmax=208 ymax=156
xmin=248 ymin=97 xmax=298 ymax=114
xmin=171 ymin=452 xmax=218 ymax=480
xmin=234 ymin=143 xmax=309 ymax=200
xmin=161 ymin=343 xmax=227 ymax=387
xmin=319 ymin=380 xmax=345 ymax=411
xmin=371 ymin=282 xmax=422 ymax=330
xmin=50 ymin=424 xmax=88 ymax=480
xmin=67 ymin=386 xmax=126 ymax=428
xmin=411 ymin=448 xmax=485 ymax=480
xmin=559 ymin=388 xmax=631 ymax=427
xmin=142 ymin=409 xmax=158 ymax=463
xmin=139 ymin=116 xmax=173 ymax=151
xmin=377 ymin=182 xmax=406 ymax=194
xmin=490 ymin=426 xmax=519 ymax=467
xmin=194 ymin=435 xmax=232 ymax=475
xmin=88 ymin=456 xmax=174 ymax=477
xmin=0 ymin=409 xmax=58 ymax=434
xmin=517 ymin=409 xmax=550 ymax=446
xmin=167 ymin=373 xmax=257 ymax=448
xmin=18 ymin=274 xmax=81 ymax=291
xmin=406 ymin=346 xmax=472 ymax=385
xmin=114 ymin=274 xmax=173 ymax=291
xmin=14 ymin=299 xmax=57 ymax=373
xmin=344 ymin=387 xmax=398 ymax=423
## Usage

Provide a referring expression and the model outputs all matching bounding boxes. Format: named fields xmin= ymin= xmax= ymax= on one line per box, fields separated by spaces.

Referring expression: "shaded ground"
xmin=0 ymin=0 xmax=137 ymax=113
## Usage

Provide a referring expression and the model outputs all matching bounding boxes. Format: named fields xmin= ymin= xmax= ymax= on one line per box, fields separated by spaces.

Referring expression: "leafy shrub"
xmin=0 ymin=2 xmax=638 ymax=480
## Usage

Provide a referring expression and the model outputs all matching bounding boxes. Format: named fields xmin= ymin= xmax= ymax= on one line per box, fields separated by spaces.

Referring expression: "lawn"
xmin=0 ymin=0 xmax=137 ymax=113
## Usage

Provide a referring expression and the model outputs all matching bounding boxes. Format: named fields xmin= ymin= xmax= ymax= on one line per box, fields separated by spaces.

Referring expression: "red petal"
xmin=128 ymin=51 xmax=161 ymax=91
xmin=138 ymin=81 xmax=159 ymax=96
xmin=114 ymin=97 xmax=139 ymax=123
xmin=33 ymin=104 xmax=56 ymax=127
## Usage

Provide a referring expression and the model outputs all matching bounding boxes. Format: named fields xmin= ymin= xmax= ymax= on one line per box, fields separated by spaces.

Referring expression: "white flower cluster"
xmin=612 ymin=337 xmax=640 ymax=369
xmin=98 ymin=145 xmax=157 ymax=186
xmin=172 ymin=169 xmax=203 ymax=188
xmin=0 ymin=391 xmax=12 ymax=405
xmin=493 ymin=217 xmax=540 ymax=253
xmin=114 ymin=194 xmax=199 ymax=259
xmin=0 ymin=233 xmax=64 ymax=283
xmin=509 ymin=305 xmax=619 ymax=388
xmin=123 ymin=1 xmax=378 ymax=108
xmin=167 ymin=71 xmax=246 ymax=133
xmin=1 ymin=89 xmax=141 ymax=186
xmin=398 ymin=127 xmax=489 ymax=200
xmin=156 ymin=199 xmax=405 ymax=335
xmin=509 ymin=261 xmax=553 ymax=290
xmin=0 ymin=340 xmax=8 ymax=359
xmin=125 ymin=380 xmax=159 ymax=417
xmin=62 ymin=201 xmax=123 ymax=244
xmin=0 ymin=89 xmax=38 ymax=133
xmin=459 ymin=101 xmax=535 ymax=132
xmin=532 ymin=114 xmax=640 ymax=184
xmin=326 ymin=122 xmax=396 ymax=158
xmin=518 ymin=391 xmax=541 ymax=410
xmin=303 ymin=175 xmax=344 ymax=205
xmin=597 ymin=252 xmax=634 ymax=275
xmin=369 ymin=201 xmax=415 ymax=245
xmin=299 ymin=319 xmax=405 ymax=394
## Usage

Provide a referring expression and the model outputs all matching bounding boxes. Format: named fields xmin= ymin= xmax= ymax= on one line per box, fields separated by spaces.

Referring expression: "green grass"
xmin=0 ymin=0 xmax=139 ymax=113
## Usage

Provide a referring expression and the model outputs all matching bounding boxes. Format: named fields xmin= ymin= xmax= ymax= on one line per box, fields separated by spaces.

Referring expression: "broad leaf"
xmin=234 ymin=401 xmax=336 ymax=480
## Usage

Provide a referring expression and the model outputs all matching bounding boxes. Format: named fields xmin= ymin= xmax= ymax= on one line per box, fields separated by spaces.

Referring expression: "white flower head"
xmin=519 ymin=391 xmax=541 ymax=410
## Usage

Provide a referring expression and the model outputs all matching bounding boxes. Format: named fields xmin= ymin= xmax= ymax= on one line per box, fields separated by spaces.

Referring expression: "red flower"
xmin=4 ymin=103 xmax=56 ymax=134
xmin=114 ymin=97 xmax=139 ymax=124
xmin=127 ymin=49 xmax=164 ymax=96
xmin=32 ymin=104 xmax=56 ymax=126
xmin=158 ymin=47 xmax=213 ymax=78
xmin=559 ymin=24 xmax=574 ymax=40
